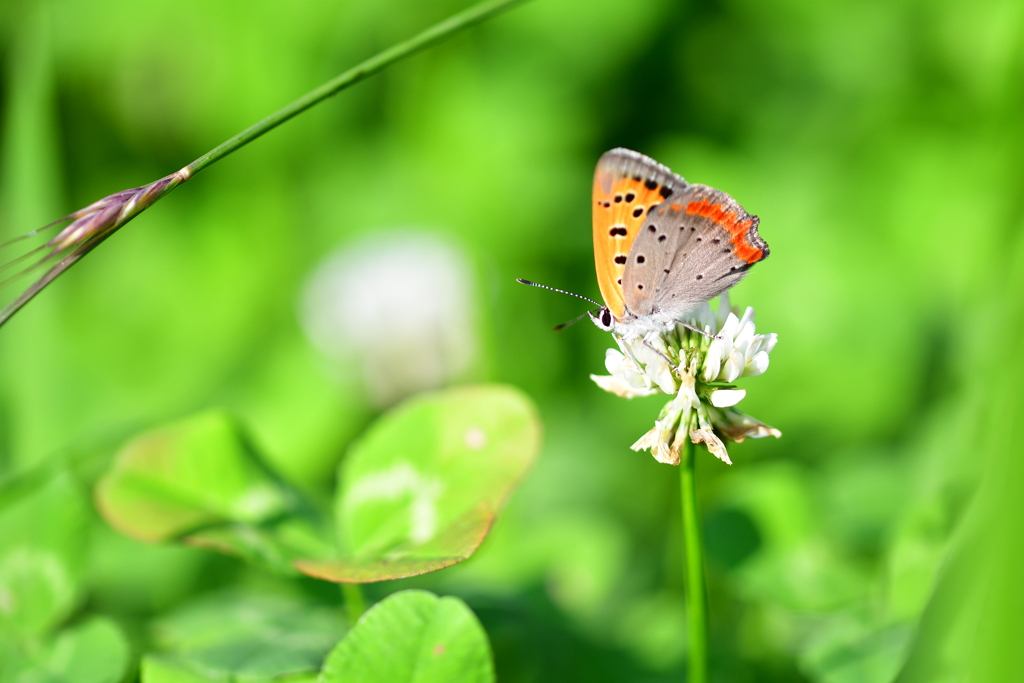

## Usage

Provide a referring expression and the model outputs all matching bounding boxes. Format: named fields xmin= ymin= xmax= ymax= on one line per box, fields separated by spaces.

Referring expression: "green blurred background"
xmin=1 ymin=0 xmax=1023 ymax=680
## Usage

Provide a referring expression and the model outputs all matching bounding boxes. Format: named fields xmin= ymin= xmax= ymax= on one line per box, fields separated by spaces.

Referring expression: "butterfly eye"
xmin=600 ymin=308 xmax=613 ymax=330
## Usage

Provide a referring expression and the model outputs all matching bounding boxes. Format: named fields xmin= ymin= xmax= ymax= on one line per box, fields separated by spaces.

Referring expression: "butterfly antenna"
xmin=553 ymin=309 xmax=600 ymax=331
xmin=516 ymin=279 xmax=602 ymax=307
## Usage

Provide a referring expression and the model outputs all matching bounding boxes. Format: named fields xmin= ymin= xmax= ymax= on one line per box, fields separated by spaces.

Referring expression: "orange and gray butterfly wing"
xmin=592 ymin=148 xmax=688 ymax=319
xmin=622 ymin=183 xmax=768 ymax=319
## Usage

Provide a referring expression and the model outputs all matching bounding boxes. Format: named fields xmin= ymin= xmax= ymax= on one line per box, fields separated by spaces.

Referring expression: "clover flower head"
xmin=591 ymin=293 xmax=780 ymax=466
xmin=300 ymin=231 xmax=476 ymax=408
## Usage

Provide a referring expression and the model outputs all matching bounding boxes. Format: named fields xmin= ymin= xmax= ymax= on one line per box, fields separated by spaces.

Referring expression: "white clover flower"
xmin=590 ymin=293 xmax=780 ymax=466
xmin=300 ymin=231 xmax=476 ymax=407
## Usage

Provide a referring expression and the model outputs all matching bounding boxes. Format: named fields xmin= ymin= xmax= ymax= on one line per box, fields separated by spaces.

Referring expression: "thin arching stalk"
xmin=183 ymin=0 xmax=526 ymax=178
xmin=0 ymin=0 xmax=528 ymax=329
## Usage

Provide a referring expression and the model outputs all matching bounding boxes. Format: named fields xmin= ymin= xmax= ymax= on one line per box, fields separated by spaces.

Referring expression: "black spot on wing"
xmin=717 ymin=262 xmax=755 ymax=280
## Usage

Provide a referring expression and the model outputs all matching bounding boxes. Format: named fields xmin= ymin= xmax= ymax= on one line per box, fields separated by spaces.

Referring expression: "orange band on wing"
xmin=685 ymin=199 xmax=763 ymax=263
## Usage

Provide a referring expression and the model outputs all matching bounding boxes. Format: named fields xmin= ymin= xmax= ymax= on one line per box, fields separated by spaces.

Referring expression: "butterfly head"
xmin=589 ymin=306 xmax=615 ymax=332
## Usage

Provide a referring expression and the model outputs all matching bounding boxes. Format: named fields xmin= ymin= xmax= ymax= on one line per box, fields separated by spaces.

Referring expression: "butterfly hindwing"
xmin=622 ymin=183 xmax=768 ymax=320
xmin=592 ymin=149 xmax=688 ymax=319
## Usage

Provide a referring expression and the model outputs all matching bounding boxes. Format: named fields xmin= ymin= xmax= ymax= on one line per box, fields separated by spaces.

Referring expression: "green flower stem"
xmin=342 ymin=583 xmax=367 ymax=626
xmin=184 ymin=0 xmax=527 ymax=178
xmin=680 ymin=439 xmax=708 ymax=683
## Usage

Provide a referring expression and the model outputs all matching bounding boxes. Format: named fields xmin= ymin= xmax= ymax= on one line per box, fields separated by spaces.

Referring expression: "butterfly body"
xmin=590 ymin=148 xmax=768 ymax=340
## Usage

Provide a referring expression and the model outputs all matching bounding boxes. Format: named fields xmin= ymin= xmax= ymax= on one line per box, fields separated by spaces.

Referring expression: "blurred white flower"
xmin=300 ymin=231 xmax=476 ymax=407
xmin=590 ymin=293 xmax=780 ymax=466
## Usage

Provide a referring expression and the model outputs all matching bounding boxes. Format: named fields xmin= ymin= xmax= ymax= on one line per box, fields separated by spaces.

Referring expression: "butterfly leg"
xmin=677 ymin=320 xmax=721 ymax=340
xmin=642 ymin=338 xmax=679 ymax=372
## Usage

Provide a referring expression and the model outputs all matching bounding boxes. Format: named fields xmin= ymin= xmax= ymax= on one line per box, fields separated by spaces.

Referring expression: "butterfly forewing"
xmin=592 ymin=149 xmax=688 ymax=319
xmin=622 ymin=183 xmax=768 ymax=320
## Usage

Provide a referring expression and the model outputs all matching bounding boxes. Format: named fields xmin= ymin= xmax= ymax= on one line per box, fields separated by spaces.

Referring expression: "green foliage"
xmin=94 ymin=409 xmax=327 ymax=575
xmin=802 ymin=622 xmax=912 ymax=683
xmin=0 ymin=471 xmax=87 ymax=638
xmin=321 ymin=590 xmax=494 ymax=683
xmin=140 ymin=589 xmax=345 ymax=682
xmin=1 ymin=617 xmax=130 ymax=683
xmin=96 ymin=410 xmax=293 ymax=543
xmin=95 ymin=386 xmax=539 ymax=583
xmin=300 ymin=385 xmax=539 ymax=582
xmin=1 ymin=0 xmax=1022 ymax=680
xmin=0 ymin=469 xmax=130 ymax=683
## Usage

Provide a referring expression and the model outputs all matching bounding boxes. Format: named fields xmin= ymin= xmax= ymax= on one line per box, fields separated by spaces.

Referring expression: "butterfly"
xmin=585 ymin=148 xmax=769 ymax=340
